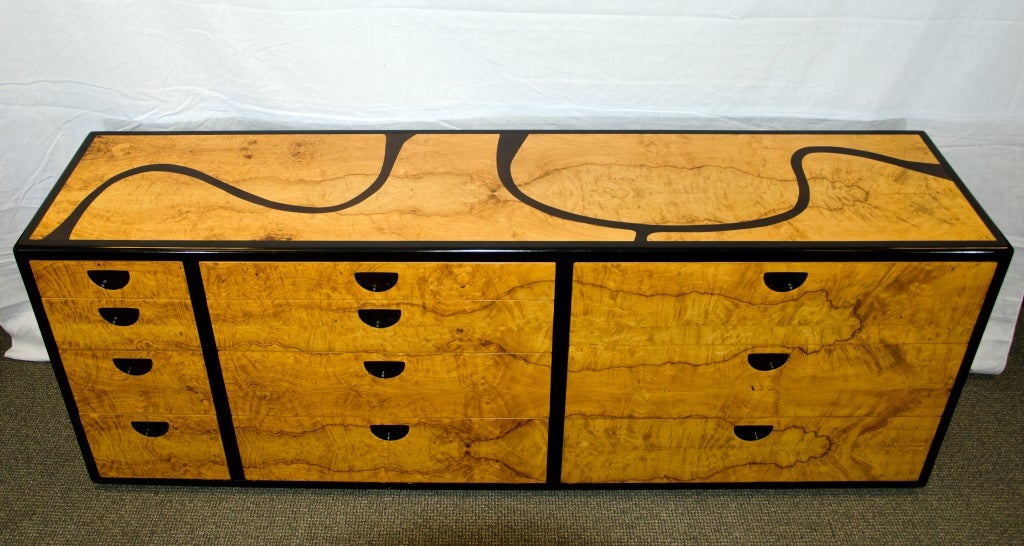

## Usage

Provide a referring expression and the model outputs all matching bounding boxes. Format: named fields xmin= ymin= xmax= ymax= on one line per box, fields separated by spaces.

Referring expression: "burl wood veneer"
xmin=16 ymin=131 xmax=1010 ymax=487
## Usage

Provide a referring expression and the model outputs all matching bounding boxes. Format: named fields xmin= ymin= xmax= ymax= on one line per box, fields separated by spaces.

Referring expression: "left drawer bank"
xmin=29 ymin=260 xmax=231 ymax=480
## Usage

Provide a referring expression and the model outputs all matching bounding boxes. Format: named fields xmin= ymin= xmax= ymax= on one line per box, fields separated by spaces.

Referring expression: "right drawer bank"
xmin=562 ymin=261 xmax=997 ymax=484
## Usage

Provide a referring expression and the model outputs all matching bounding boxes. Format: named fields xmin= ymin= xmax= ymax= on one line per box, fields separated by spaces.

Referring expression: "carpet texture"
xmin=2 ymin=309 xmax=1022 ymax=545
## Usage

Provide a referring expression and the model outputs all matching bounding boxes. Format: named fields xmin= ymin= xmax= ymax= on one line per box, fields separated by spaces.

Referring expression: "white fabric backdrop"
xmin=2 ymin=1 xmax=1022 ymax=372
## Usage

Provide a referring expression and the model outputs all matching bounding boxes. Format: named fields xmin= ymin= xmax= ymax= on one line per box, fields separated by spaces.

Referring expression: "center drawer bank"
xmin=15 ymin=131 xmax=1011 ymax=487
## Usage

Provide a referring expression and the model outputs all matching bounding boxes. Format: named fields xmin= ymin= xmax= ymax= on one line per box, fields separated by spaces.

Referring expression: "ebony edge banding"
xmin=546 ymin=261 xmax=574 ymax=486
xmin=184 ymin=260 xmax=245 ymax=481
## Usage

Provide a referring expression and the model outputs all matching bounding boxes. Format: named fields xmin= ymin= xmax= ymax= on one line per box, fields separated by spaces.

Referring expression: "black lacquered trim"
xmin=915 ymin=251 xmax=1013 ymax=484
xmin=17 ymin=130 xmax=1010 ymax=251
xmin=918 ymin=132 xmax=1012 ymax=248
xmin=14 ymin=254 xmax=102 ymax=482
xmin=184 ymin=260 xmax=245 ymax=481
xmin=80 ymin=476 xmax=927 ymax=489
xmin=12 ymin=240 xmax=1011 ymax=265
xmin=546 ymin=261 xmax=574 ymax=485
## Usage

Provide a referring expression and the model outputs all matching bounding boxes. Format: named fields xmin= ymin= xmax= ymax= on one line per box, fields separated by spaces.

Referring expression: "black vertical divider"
xmin=546 ymin=261 xmax=574 ymax=486
xmin=184 ymin=260 xmax=245 ymax=481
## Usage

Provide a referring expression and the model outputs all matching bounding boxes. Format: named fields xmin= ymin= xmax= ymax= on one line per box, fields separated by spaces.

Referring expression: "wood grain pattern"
xmin=28 ymin=133 xmax=996 ymax=243
xmin=571 ymin=262 xmax=995 ymax=347
xmin=514 ymin=133 xmax=994 ymax=242
xmin=201 ymin=262 xmax=555 ymax=301
xmin=234 ymin=417 xmax=548 ymax=483
xmin=208 ymin=299 xmax=553 ymax=353
xmin=32 ymin=134 xmax=624 ymax=242
xmin=31 ymin=260 xmax=189 ymax=299
xmin=566 ymin=344 xmax=965 ymax=419
xmin=222 ymin=351 xmax=551 ymax=419
xmin=561 ymin=416 xmax=938 ymax=483
xmin=40 ymin=298 xmax=201 ymax=351
xmin=32 ymin=134 xmax=391 ymax=241
xmin=79 ymin=413 xmax=229 ymax=480
xmin=62 ymin=350 xmax=216 ymax=415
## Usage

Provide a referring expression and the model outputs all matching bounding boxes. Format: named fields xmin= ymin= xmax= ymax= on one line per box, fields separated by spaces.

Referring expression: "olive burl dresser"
xmin=15 ymin=131 xmax=1011 ymax=488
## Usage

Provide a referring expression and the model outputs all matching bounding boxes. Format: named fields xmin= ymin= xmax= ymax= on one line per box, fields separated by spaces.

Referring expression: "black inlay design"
xmin=358 ymin=309 xmax=401 ymax=328
xmin=370 ymin=425 xmax=409 ymax=441
xmin=355 ymin=272 xmax=399 ymax=292
xmin=131 ymin=421 xmax=170 ymax=437
xmin=734 ymin=425 xmax=774 ymax=441
xmin=39 ymin=131 xmax=958 ymax=244
xmin=364 ymin=360 xmax=406 ymax=378
xmin=496 ymin=134 xmax=956 ymax=242
xmin=763 ymin=272 xmax=808 ymax=292
xmin=747 ymin=353 xmax=790 ymax=371
xmin=112 ymin=357 xmax=153 ymax=375
xmin=43 ymin=132 xmax=414 ymax=240
xmin=98 ymin=307 xmax=139 ymax=326
xmin=87 ymin=270 xmax=130 ymax=290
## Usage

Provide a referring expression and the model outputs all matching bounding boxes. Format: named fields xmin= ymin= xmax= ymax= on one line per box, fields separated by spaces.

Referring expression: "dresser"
xmin=15 ymin=131 xmax=1010 ymax=487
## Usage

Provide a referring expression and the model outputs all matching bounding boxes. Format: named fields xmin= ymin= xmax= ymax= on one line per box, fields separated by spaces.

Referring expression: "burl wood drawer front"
xmin=562 ymin=416 xmax=939 ymax=484
xmin=221 ymin=352 xmax=551 ymax=419
xmin=201 ymin=262 xmax=555 ymax=301
xmin=61 ymin=350 xmax=216 ymax=415
xmin=571 ymin=262 xmax=995 ymax=347
xmin=566 ymin=343 xmax=966 ymax=419
xmin=79 ymin=413 xmax=229 ymax=480
xmin=208 ymin=299 xmax=553 ymax=353
xmin=31 ymin=260 xmax=190 ymax=300
xmin=234 ymin=417 xmax=548 ymax=483
xmin=39 ymin=298 xmax=201 ymax=351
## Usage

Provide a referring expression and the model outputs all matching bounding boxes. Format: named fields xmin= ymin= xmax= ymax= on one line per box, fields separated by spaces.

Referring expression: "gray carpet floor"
xmin=2 ymin=311 xmax=1022 ymax=545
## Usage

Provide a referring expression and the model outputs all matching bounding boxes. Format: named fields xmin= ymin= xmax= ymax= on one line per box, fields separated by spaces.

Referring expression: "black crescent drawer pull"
xmin=763 ymin=272 xmax=808 ymax=292
xmin=112 ymin=358 xmax=153 ymax=376
xmin=98 ymin=307 xmax=140 ymax=326
xmin=364 ymin=360 xmax=406 ymax=379
xmin=87 ymin=270 xmax=130 ymax=290
xmin=354 ymin=272 xmax=399 ymax=292
xmin=370 ymin=425 xmax=409 ymax=441
xmin=734 ymin=425 xmax=774 ymax=441
xmin=358 ymin=309 xmax=401 ymax=328
xmin=131 ymin=421 xmax=170 ymax=437
xmin=747 ymin=353 xmax=790 ymax=371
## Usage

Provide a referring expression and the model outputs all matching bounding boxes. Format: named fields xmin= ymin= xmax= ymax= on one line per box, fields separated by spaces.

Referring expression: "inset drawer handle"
xmin=354 ymin=272 xmax=399 ymax=292
xmin=763 ymin=272 xmax=808 ymax=292
xmin=98 ymin=307 xmax=140 ymax=326
xmin=131 ymin=421 xmax=170 ymax=438
xmin=87 ymin=270 xmax=130 ymax=290
xmin=370 ymin=425 xmax=409 ymax=441
xmin=112 ymin=358 xmax=153 ymax=376
xmin=734 ymin=425 xmax=774 ymax=441
xmin=747 ymin=353 xmax=790 ymax=371
xmin=358 ymin=309 xmax=401 ymax=328
xmin=364 ymin=360 xmax=406 ymax=379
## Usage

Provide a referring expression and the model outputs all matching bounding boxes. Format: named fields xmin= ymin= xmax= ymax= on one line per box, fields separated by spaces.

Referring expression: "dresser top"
xmin=20 ymin=131 xmax=1005 ymax=250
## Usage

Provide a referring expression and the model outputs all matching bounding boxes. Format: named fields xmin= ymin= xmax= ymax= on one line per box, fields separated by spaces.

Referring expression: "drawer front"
xmin=208 ymin=299 xmax=553 ymax=353
xmin=32 ymin=260 xmax=190 ymax=299
xmin=79 ymin=413 xmax=229 ymax=480
xmin=201 ymin=262 xmax=556 ymax=301
xmin=562 ymin=416 xmax=939 ymax=484
xmin=566 ymin=344 xmax=965 ymax=418
xmin=571 ymin=261 xmax=996 ymax=346
xmin=234 ymin=417 xmax=548 ymax=483
xmin=40 ymin=298 xmax=201 ymax=351
xmin=62 ymin=350 xmax=216 ymax=415
xmin=222 ymin=352 xmax=551 ymax=419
